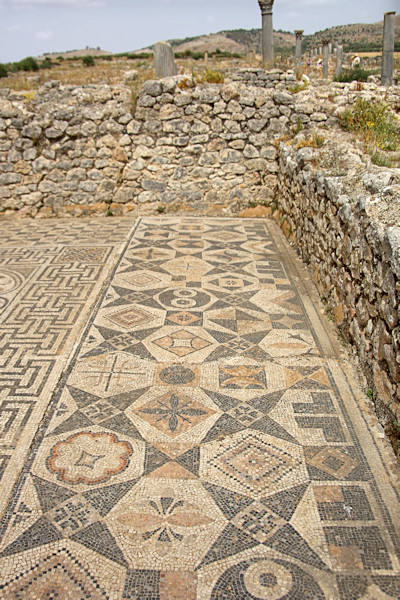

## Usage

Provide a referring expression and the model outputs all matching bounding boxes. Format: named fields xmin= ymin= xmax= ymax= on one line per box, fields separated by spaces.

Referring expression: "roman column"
xmin=335 ymin=44 xmax=344 ymax=77
xmin=322 ymin=39 xmax=329 ymax=79
xmin=258 ymin=0 xmax=274 ymax=68
xmin=294 ymin=29 xmax=303 ymax=73
xmin=381 ymin=11 xmax=396 ymax=87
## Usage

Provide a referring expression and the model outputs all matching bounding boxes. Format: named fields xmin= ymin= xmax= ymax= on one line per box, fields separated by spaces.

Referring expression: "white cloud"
xmin=7 ymin=23 xmax=22 ymax=31
xmin=35 ymin=29 xmax=54 ymax=39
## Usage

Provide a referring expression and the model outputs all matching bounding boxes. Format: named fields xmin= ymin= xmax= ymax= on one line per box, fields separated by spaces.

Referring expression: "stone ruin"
xmin=0 ymin=71 xmax=400 ymax=454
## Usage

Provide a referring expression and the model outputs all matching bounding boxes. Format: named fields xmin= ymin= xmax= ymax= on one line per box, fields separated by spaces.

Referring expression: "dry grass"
xmin=358 ymin=51 xmax=400 ymax=59
xmin=0 ymin=54 xmax=252 ymax=91
xmin=296 ymin=134 xmax=325 ymax=149
xmin=0 ymin=57 xmax=155 ymax=90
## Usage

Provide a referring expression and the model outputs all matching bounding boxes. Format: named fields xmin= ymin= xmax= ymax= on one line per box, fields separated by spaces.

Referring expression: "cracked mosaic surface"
xmin=0 ymin=217 xmax=399 ymax=599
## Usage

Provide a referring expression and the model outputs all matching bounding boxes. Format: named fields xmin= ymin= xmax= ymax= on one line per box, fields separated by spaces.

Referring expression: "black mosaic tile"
xmin=123 ymin=569 xmax=160 ymax=599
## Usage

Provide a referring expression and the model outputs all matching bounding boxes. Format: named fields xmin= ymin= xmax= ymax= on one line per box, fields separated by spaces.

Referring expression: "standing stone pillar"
xmin=335 ymin=44 xmax=344 ymax=77
xmin=381 ymin=11 xmax=396 ymax=86
xmin=204 ymin=51 xmax=209 ymax=66
xmin=294 ymin=29 xmax=304 ymax=73
xmin=328 ymin=42 xmax=332 ymax=54
xmin=322 ymin=40 xmax=329 ymax=79
xmin=154 ymin=41 xmax=177 ymax=78
xmin=258 ymin=0 xmax=274 ymax=69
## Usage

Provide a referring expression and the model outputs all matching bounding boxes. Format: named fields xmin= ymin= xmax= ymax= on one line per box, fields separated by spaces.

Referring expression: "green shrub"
xmin=13 ymin=56 xmax=39 ymax=72
xmin=122 ymin=52 xmax=151 ymax=60
xmin=334 ymin=66 xmax=374 ymax=83
xmin=212 ymin=48 xmax=242 ymax=59
xmin=288 ymin=82 xmax=309 ymax=94
xmin=175 ymin=50 xmax=204 ymax=60
xmin=0 ymin=63 xmax=8 ymax=78
xmin=82 ymin=55 xmax=95 ymax=67
xmin=40 ymin=57 xmax=53 ymax=70
xmin=293 ymin=117 xmax=303 ymax=135
xmin=200 ymin=68 xmax=224 ymax=84
xmin=341 ymin=98 xmax=400 ymax=153
xmin=371 ymin=152 xmax=394 ymax=168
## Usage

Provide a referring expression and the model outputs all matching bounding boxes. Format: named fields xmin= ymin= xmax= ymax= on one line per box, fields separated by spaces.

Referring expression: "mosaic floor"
xmin=0 ymin=217 xmax=399 ymax=600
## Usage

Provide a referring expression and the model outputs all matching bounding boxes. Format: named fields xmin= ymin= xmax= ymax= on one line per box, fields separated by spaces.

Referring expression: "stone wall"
xmin=0 ymin=82 xmax=135 ymax=217
xmin=227 ymin=67 xmax=298 ymax=88
xmin=1 ymin=77 xmax=305 ymax=217
xmin=4 ymin=76 xmax=399 ymax=218
xmin=276 ymin=138 xmax=400 ymax=450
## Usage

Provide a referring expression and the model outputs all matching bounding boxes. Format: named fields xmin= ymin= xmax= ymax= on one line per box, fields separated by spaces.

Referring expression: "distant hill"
xmin=150 ymin=15 xmax=400 ymax=56
xmin=167 ymin=29 xmax=295 ymax=55
xmin=37 ymin=48 xmax=112 ymax=60
xmin=308 ymin=15 xmax=400 ymax=53
xmin=36 ymin=15 xmax=400 ymax=61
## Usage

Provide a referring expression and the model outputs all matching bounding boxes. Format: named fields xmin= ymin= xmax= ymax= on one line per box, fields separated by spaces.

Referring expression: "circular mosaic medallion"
xmin=159 ymin=365 xmax=196 ymax=385
xmin=211 ymin=558 xmax=325 ymax=600
xmin=158 ymin=288 xmax=212 ymax=310
xmin=0 ymin=270 xmax=23 ymax=293
xmin=243 ymin=560 xmax=292 ymax=599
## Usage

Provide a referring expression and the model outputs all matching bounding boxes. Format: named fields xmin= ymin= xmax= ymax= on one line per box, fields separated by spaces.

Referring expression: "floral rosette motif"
xmin=47 ymin=431 xmax=132 ymax=485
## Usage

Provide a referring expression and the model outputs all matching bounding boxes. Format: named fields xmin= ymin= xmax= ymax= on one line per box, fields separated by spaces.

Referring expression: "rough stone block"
xmin=154 ymin=42 xmax=177 ymax=79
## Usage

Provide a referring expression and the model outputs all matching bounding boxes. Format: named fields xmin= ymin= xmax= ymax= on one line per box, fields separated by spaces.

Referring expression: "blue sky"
xmin=0 ymin=0 xmax=398 ymax=63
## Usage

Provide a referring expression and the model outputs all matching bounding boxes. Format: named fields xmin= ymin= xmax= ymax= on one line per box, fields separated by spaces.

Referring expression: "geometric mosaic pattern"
xmin=0 ymin=217 xmax=399 ymax=600
xmin=0 ymin=217 xmax=135 ymax=517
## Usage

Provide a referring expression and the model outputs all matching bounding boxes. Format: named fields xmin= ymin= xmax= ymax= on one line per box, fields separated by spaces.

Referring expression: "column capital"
xmin=258 ymin=0 xmax=274 ymax=15
xmin=322 ymin=39 xmax=330 ymax=46
xmin=294 ymin=30 xmax=304 ymax=38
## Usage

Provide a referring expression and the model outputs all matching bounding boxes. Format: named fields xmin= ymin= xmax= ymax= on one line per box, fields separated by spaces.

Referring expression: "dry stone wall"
xmin=276 ymin=138 xmax=400 ymax=449
xmin=1 ymin=75 xmax=381 ymax=219
xmin=0 ymin=82 xmax=135 ymax=217
xmin=1 ymin=77 xmax=297 ymax=217
xmin=228 ymin=67 xmax=298 ymax=87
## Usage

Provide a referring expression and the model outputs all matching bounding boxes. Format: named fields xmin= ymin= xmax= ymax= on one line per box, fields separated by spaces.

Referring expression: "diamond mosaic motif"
xmin=125 ymin=273 xmax=161 ymax=287
xmin=167 ymin=311 xmax=202 ymax=326
xmin=206 ymin=432 xmax=304 ymax=495
xmin=0 ymin=217 xmax=399 ymax=600
xmin=106 ymin=307 xmax=154 ymax=328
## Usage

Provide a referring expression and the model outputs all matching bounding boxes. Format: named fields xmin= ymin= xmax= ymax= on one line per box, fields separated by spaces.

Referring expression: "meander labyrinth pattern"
xmin=0 ymin=218 xmax=399 ymax=600
xmin=0 ymin=218 xmax=136 ymax=515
